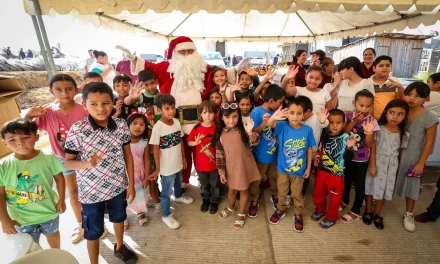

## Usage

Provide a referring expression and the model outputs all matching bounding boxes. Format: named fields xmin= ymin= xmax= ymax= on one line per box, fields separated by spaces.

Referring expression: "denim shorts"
xmin=56 ymin=156 xmax=75 ymax=176
xmin=15 ymin=215 xmax=59 ymax=242
xmin=81 ymin=190 xmax=127 ymax=240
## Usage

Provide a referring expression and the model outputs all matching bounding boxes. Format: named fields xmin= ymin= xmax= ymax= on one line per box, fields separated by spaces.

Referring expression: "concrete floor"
xmin=5 ymin=136 xmax=440 ymax=263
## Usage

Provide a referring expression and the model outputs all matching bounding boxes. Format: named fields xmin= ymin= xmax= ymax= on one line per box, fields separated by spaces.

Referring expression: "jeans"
xmin=198 ymin=170 xmax=220 ymax=203
xmin=427 ymin=177 xmax=440 ymax=220
xmin=160 ymin=170 xmax=183 ymax=217
xmin=342 ymin=161 xmax=368 ymax=215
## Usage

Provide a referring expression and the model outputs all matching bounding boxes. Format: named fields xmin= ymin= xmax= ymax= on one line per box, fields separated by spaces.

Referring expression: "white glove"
xmin=115 ymin=45 xmax=135 ymax=61
xmin=235 ymin=57 xmax=251 ymax=72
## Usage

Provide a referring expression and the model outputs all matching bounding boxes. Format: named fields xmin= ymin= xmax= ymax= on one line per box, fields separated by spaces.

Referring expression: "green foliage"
xmin=413 ymin=70 xmax=436 ymax=82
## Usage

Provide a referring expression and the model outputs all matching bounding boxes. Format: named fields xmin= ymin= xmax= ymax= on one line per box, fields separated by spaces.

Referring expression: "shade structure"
xmin=24 ymin=0 xmax=440 ymax=42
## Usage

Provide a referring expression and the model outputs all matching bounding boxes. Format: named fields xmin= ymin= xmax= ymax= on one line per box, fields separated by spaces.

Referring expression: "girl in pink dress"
xmin=126 ymin=113 xmax=151 ymax=227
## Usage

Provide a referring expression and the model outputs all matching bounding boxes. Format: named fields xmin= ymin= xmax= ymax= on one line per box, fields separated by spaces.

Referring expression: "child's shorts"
xmin=15 ymin=215 xmax=60 ymax=242
xmin=81 ymin=190 xmax=127 ymax=240
xmin=56 ymin=156 xmax=75 ymax=176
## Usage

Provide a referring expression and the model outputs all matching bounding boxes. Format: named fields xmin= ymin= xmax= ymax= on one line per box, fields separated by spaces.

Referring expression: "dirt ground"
xmin=1 ymin=71 xmax=85 ymax=109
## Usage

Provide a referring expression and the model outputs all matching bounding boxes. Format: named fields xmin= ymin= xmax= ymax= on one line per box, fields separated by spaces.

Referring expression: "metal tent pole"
xmin=30 ymin=15 xmax=52 ymax=77
xmin=32 ymin=0 xmax=57 ymax=77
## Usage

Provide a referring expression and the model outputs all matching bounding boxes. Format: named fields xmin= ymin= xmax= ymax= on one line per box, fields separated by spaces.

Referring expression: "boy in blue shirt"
xmin=248 ymin=85 xmax=285 ymax=218
xmin=266 ymin=97 xmax=316 ymax=232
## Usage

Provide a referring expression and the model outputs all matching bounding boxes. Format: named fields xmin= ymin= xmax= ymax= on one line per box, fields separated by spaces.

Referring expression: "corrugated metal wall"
xmin=332 ymin=38 xmax=375 ymax=64
xmin=332 ymin=37 xmax=425 ymax=78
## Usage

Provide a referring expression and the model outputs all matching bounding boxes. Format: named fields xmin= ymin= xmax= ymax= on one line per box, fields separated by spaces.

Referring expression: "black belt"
xmin=175 ymin=105 xmax=200 ymax=125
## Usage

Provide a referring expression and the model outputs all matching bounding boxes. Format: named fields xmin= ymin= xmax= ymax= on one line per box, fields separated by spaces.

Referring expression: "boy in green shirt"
xmin=0 ymin=119 xmax=66 ymax=248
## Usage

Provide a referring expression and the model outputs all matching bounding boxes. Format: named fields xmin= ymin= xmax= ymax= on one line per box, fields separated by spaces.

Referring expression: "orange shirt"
xmin=371 ymin=77 xmax=399 ymax=120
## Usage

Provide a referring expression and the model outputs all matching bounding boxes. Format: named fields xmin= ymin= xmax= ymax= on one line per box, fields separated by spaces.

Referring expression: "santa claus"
xmin=116 ymin=37 xmax=249 ymax=188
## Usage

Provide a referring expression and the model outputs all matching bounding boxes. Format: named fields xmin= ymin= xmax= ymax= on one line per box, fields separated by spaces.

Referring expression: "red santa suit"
xmin=131 ymin=36 xmax=214 ymax=185
xmin=132 ymin=37 xmax=214 ymax=136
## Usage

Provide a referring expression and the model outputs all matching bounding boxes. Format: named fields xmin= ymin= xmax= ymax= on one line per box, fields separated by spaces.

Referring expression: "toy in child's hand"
xmin=407 ymin=164 xmax=425 ymax=178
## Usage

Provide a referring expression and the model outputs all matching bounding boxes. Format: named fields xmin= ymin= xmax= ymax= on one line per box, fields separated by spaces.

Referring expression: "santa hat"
xmin=167 ymin=36 xmax=196 ymax=59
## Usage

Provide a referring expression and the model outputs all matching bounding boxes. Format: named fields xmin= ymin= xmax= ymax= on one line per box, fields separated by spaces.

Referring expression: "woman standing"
xmin=89 ymin=50 xmax=116 ymax=88
xmin=291 ymin=50 xmax=309 ymax=87
xmin=319 ymin=57 xmax=334 ymax=88
xmin=362 ymin=48 xmax=376 ymax=78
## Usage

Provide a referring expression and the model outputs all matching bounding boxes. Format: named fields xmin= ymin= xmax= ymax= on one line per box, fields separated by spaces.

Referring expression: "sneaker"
xmin=201 ymin=199 xmax=210 ymax=212
xmin=269 ymin=210 xmax=285 ymax=224
xmin=71 ymin=226 xmax=84 ymax=243
xmin=403 ymin=212 xmax=416 ymax=232
xmin=174 ymin=194 xmax=194 ymax=204
xmin=294 ymin=214 xmax=304 ymax=232
xmin=100 ymin=227 xmax=109 ymax=239
xmin=270 ymin=195 xmax=279 ymax=210
xmin=248 ymin=201 xmax=259 ymax=218
xmin=311 ymin=211 xmax=325 ymax=221
xmin=162 ymin=215 xmax=181 ymax=229
xmin=286 ymin=195 xmax=292 ymax=208
xmin=415 ymin=212 xmax=436 ymax=223
xmin=209 ymin=203 xmax=219 ymax=214
xmin=154 ymin=203 xmax=162 ymax=213
xmin=114 ymin=243 xmax=138 ymax=264
xmin=182 ymin=183 xmax=190 ymax=189
xmin=319 ymin=219 xmax=336 ymax=229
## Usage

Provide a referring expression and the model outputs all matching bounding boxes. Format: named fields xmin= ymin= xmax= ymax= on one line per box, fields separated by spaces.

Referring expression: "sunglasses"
xmin=221 ymin=103 xmax=238 ymax=110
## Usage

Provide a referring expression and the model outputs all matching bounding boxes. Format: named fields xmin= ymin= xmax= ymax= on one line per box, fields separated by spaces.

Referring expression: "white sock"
xmin=405 ymin=212 xmax=413 ymax=216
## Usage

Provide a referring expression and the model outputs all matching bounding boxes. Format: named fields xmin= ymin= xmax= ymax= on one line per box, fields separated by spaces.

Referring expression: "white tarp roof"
xmin=24 ymin=0 xmax=440 ymax=42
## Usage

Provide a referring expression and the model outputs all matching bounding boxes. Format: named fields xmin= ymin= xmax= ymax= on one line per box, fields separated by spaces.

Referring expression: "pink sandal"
xmin=340 ymin=212 xmax=361 ymax=224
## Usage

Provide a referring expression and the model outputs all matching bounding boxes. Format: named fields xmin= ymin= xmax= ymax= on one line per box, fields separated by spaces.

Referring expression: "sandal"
xmin=234 ymin=213 xmax=246 ymax=230
xmin=373 ymin=214 xmax=384 ymax=230
xmin=340 ymin=212 xmax=361 ymax=224
xmin=124 ymin=220 xmax=129 ymax=230
xmin=362 ymin=212 xmax=373 ymax=225
xmin=338 ymin=202 xmax=348 ymax=213
xmin=219 ymin=207 xmax=235 ymax=219
xmin=137 ymin=214 xmax=150 ymax=227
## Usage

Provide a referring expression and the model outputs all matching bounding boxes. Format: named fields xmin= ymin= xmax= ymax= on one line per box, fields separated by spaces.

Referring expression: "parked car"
xmin=203 ymin=52 xmax=225 ymax=68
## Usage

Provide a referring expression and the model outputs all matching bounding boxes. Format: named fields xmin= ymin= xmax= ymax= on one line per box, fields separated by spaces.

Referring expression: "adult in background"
xmin=117 ymin=37 xmax=250 ymax=189
xmin=233 ymin=55 xmax=237 ymax=66
xmin=320 ymin=57 xmax=334 ymax=88
xmin=116 ymin=55 xmax=137 ymax=82
xmin=362 ymin=48 xmax=376 ymax=78
xmin=291 ymin=49 xmax=309 ymax=87
xmin=6 ymin=46 xmax=12 ymax=59
xmin=273 ymin=54 xmax=279 ymax=66
xmin=85 ymin=49 xmax=95 ymax=72
xmin=426 ymin=72 xmax=440 ymax=118
xmin=415 ymin=177 xmax=440 ymax=223
xmin=89 ymin=50 xmax=115 ymax=88
xmin=19 ymin=48 xmax=26 ymax=60
xmin=27 ymin=49 xmax=33 ymax=58
xmin=310 ymin=49 xmax=326 ymax=66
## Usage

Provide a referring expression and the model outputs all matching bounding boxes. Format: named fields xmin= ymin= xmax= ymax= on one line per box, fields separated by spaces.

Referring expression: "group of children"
xmin=0 ymin=51 xmax=438 ymax=263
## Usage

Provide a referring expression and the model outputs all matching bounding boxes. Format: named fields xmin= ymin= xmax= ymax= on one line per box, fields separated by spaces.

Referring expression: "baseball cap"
xmin=310 ymin=49 xmax=326 ymax=59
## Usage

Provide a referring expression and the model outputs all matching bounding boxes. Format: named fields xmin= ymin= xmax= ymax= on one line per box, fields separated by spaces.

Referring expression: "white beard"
xmin=167 ymin=52 xmax=207 ymax=105
xmin=167 ymin=51 xmax=206 ymax=135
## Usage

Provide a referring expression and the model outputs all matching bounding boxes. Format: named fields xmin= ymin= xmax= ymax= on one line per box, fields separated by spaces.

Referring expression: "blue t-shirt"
xmin=251 ymin=106 xmax=277 ymax=164
xmin=274 ymin=121 xmax=316 ymax=177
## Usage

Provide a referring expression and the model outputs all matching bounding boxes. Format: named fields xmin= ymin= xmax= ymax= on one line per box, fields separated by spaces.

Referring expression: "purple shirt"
xmin=345 ymin=112 xmax=380 ymax=162
xmin=116 ymin=60 xmax=137 ymax=82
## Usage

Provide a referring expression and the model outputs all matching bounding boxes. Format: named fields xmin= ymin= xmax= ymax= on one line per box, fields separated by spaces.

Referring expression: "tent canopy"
xmin=24 ymin=0 xmax=440 ymax=41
